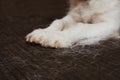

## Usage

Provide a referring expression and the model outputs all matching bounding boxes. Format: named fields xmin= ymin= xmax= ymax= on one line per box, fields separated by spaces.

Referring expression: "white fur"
xmin=26 ymin=0 xmax=120 ymax=48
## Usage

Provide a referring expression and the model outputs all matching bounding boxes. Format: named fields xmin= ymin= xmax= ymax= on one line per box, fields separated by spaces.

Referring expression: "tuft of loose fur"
xmin=26 ymin=0 xmax=120 ymax=48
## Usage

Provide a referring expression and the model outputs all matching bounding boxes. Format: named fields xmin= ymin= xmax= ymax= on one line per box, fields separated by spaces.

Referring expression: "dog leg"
xmin=60 ymin=22 xmax=119 ymax=46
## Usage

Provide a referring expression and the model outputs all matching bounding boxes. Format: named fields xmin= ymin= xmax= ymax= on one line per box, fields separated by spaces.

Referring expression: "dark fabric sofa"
xmin=0 ymin=0 xmax=120 ymax=80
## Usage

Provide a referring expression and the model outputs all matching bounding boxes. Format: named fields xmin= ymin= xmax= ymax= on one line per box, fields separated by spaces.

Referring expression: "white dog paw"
xmin=41 ymin=37 xmax=71 ymax=48
xmin=26 ymin=29 xmax=71 ymax=48
xmin=26 ymin=29 xmax=45 ymax=43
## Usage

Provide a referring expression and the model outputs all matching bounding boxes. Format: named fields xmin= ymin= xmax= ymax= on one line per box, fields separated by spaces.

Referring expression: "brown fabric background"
xmin=1 ymin=0 xmax=67 ymax=17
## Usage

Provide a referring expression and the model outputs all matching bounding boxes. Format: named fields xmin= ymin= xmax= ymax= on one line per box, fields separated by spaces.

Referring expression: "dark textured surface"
xmin=0 ymin=0 xmax=120 ymax=80
xmin=0 ymin=17 xmax=120 ymax=80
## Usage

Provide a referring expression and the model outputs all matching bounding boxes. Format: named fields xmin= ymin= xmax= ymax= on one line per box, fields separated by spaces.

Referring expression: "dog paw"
xmin=26 ymin=29 xmax=45 ymax=43
xmin=26 ymin=29 xmax=71 ymax=48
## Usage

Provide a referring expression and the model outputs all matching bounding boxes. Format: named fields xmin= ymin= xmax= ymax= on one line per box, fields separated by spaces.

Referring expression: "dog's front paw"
xmin=41 ymin=34 xmax=72 ymax=48
xmin=26 ymin=29 xmax=71 ymax=48
xmin=26 ymin=29 xmax=45 ymax=43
